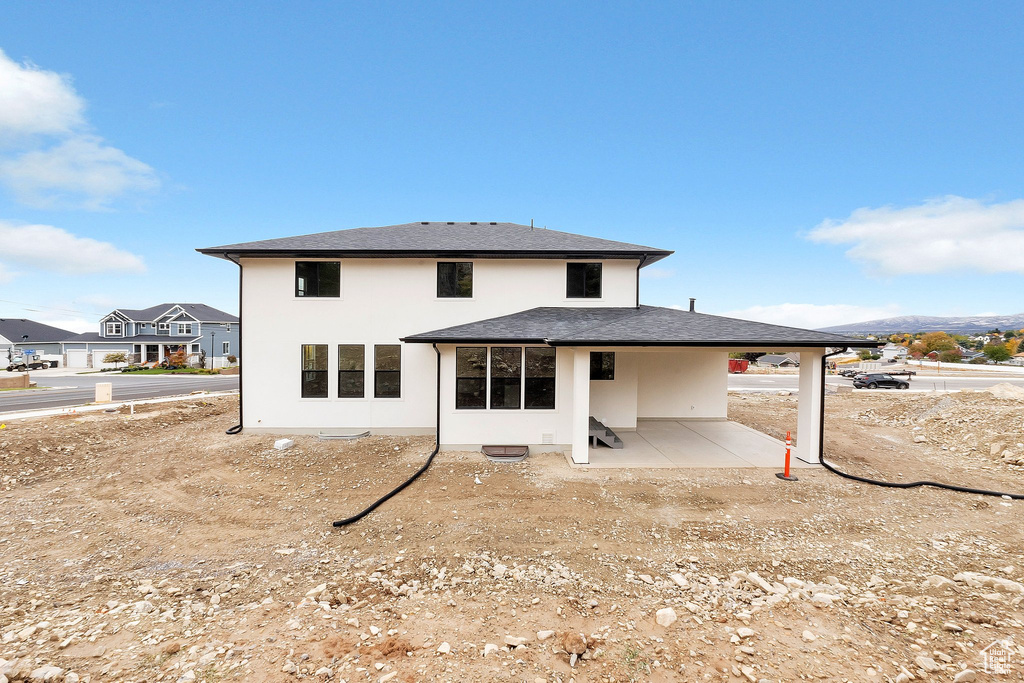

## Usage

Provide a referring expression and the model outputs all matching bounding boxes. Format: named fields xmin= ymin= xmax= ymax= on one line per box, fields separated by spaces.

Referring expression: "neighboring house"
xmin=0 ymin=319 xmax=74 ymax=364
xmin=755 ymin=353 xmax=800 ymax=368
xmin=63 ymin=303 xmax=239 ymax=369
xmin=880 ymin=343 xmax=908 ymax=361
xmin=957 ymin=346 xmax=984 ymax=362
xmin=199 ymin=222 xmax=861 ymax=465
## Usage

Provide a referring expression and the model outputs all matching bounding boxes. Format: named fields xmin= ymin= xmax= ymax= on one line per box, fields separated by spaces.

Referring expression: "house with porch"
xmin=63 ymin=303 xmax=238 ymax=369
xmin=199 ymin=222 xmax=861 ymax=465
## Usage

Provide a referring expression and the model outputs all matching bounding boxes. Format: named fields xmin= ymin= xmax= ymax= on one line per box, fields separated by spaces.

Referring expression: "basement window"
xmin=590 ymin=351 xmax=615 ymax=380
xmin=437 ymin=262 xmax=473 ymax=298
xmin=525 ymin=347 xmax=556 ymax=409
xmin=295 ymin=261 xmax=341 ymax=297
xmin=566 ymin=262 xmax=602 ymax=298
xmin=338 ymin=344 xmax=365 ymax=398
xmin=455 ymin=347 xmax=486 ymax=409
xmin=300 ymin=344 xmax=328 ymax=398
xmin=374 ymin=345 xmax=401 ymax=398
xmin=490 ymin=347 xmax=522 ymax=409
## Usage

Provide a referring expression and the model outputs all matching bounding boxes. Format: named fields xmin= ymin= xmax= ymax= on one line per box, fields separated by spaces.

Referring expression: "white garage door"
xmin=65 ymin=350 xmax=89 ymax=368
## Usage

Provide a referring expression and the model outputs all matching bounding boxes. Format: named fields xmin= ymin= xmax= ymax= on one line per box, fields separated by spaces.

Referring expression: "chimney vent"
xmin=489 ymin=222 xmax=496 ymax=225
xmin=470 ymin=221 xmax=477 ymax=225
xmin=689 ymin=298 xmax=696 ymax=312
xmin=446 ymin=221 xmax=454 ymax=225
xmin=420 ymin=221 xmax=429 ymax=225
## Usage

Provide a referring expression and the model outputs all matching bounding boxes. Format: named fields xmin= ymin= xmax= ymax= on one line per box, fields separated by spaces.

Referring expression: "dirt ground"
xmin=1 ymin=390 xmax=1023 ymax=682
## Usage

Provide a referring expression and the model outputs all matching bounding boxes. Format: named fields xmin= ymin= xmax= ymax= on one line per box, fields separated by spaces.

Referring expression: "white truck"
xmin=5 ymin=352 xmax=56 ymax=372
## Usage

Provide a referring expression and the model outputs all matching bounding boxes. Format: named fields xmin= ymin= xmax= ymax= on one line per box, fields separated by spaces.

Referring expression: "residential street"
xmin=729 ymin=371 xmax=1024 ymax=392
xmin=0 ymin=370 xmax=238 ymax=413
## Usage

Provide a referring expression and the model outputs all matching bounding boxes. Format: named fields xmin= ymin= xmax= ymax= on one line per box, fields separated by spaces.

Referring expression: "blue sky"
xmin=1 ymin=2 xmax=1022 ymax=332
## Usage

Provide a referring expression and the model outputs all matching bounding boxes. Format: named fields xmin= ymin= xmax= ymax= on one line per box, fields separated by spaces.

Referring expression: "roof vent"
xmin=420 ymin=221 xmax=429 ymax=225
xmin=470 ymin=221 xmax=477 ymax=225
xmin=489 ymin=222 xmax=497 ymax=225
xmin=446 ymin=221 xmax=454 ymax=225
xmin=689 ymin=298 xmax=696 ymax=312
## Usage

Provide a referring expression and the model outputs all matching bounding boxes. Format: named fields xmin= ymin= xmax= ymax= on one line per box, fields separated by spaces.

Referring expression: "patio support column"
xmin=571 ymin=348 xmax=591 ymax=464
xmin=795 ymin=350 xmax=824 ymax=463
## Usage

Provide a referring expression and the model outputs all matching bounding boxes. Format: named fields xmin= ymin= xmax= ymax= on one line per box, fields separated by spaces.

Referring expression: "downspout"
xmin=635 ymin=254 xmax=648 ymax=308
xmin=224 ymin=254 xmax=243 ymax=435
xmin=333 ymin=342 xmax=442 ymax=526
xmin=817 ymin=346 xmax=1024 ymax=499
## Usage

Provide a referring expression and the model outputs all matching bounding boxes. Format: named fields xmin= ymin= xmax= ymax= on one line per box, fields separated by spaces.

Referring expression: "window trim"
xmin=176 ymin=323 xmax=193 ymax=336
xmin=373 ymin=344 xmax=402 ymax=399
xmin=105 ymin=321 xmax=123 ymax=336
xmin=222 ymin=341 xmax=230 ymax=355
xmin=295 ymin=260 xmax=342 ymax=298
xmin=566 ymin=262 xmax=603 ymax=299
xmin=436 ymin=261 xmax=474 ymax=299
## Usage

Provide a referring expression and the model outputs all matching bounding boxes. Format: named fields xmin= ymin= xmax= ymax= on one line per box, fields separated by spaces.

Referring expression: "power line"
xmin=0 ymin=298 xmax=104 ymax=318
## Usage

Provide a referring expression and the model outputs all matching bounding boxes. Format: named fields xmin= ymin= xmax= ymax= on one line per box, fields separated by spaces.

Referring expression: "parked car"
xmin=852 ymin=373 xmax=910 ymax=389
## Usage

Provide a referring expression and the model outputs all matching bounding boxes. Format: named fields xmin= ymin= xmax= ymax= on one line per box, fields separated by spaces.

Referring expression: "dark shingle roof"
xmin=197 ymin=222 xmax=672 ymax=265
xmin=64 ymin=333 xmax=201 ymax=343
xmin=110 ymin=303 xmax=238 ymax=323
xmin=402 ymin=306 xmax=866 ymax=347
xmin=0 ymin=319 xmax=75 ymax=343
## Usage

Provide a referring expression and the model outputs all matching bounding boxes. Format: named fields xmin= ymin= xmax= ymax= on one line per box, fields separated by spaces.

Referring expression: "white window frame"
xmin=105 ymin=321 xmax=123 ymax=336
xmin=222 ymin=341 xmax=230 ymax=355
xmin=176 ymin=323 xmax=193 ymax=335
xmin=158 ymin=322 xmax=170 ymax=332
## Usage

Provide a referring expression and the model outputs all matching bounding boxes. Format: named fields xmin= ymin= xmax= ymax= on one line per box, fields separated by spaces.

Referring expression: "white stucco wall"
xmin=240 ymin=257 xmax=639 ymax=432
xmin=636 ymin=349 xmax=729 ymax=419
xmin=589 ymin=351 xmax=639 ymax=430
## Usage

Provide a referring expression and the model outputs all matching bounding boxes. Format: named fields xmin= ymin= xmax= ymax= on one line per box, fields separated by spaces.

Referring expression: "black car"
xmin=852 ymin=373 xmax=909 ymax=389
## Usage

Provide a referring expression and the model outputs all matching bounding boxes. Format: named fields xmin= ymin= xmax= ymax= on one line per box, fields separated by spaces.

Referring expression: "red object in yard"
xmin=728 ymin=359 xmax=749 ymax=373
xmin=776 ymin=430 xmax=798 ymax=482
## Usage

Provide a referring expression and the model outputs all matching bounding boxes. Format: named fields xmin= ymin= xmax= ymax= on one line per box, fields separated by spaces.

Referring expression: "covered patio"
xmin=582 ymin=418 xmax=818 ymax=469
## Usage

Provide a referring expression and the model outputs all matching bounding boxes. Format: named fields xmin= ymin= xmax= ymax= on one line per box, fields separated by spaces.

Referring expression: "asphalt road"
xmin=728 ymin=373 xmax=1024 ymax=392
xmin=0 ymin=372 xmax=238 ymax=413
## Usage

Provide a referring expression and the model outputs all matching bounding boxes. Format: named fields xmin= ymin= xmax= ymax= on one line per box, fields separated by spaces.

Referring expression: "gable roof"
xmin=402 ymin=306 xmax=867 ymax=348
xmin=111 ymin=303 xmax=238 ymax=323
xmin=0 ymin=318 xmax=75 ymax=344
xmin=197 ymin=222 xmax=672 ymax=265
xmin=757 ymin=353 xmax=800 ymax=365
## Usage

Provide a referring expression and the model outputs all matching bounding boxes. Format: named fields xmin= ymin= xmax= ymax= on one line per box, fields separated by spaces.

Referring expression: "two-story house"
xmin=199 ymin=222 xmax=859 ymax=465
xmin=63 ymin=303 xmax=239 ymax=369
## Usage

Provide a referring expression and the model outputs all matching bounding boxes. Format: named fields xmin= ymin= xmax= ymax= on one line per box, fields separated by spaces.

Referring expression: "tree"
xmin=858 ymin=350 xmax=874 ymax=360
xmin=920 ymin=332 xmax=956 ymax=353
xmin=983 ymin=343 xmax=1011 ymax=362
xmin=937 ymin=349 xmax=962 ymax=363
xmin=102 ymin=352 xmax=128 ymax=369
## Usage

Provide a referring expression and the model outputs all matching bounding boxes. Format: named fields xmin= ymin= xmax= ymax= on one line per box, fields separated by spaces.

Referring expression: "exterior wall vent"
xmin=542 ymin=433 xmax=554 ymax=444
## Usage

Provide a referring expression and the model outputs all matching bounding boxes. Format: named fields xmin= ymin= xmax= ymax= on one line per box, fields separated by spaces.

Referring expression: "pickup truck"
xmin=5 ymin=353 xmax=56 ymax=372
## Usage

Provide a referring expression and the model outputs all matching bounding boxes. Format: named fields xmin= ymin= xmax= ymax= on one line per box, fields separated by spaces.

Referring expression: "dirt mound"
xmin=985 ymin=382 xmax=1024 ymax=400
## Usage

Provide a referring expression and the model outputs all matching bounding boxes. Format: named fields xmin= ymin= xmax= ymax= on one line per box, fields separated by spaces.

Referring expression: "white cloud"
xmin=33 ymin=316 xmax=95 ymax=334
xmin=808 ymin=196 xmax=1024 ymax=275
xmin=0 ymin=49 xmax=84 ymax=138
xmin=0 ymin=262 xmax=14 ymax=284
xmin=0 ymin=220 xmax=145 ymax=275
xmin=0 ymin=136 xmax=159 ymax=210
xmin=0 ymin=48 xmax=159 ymax=209
xmin=718 ymin=303 xmax=903 ymax=330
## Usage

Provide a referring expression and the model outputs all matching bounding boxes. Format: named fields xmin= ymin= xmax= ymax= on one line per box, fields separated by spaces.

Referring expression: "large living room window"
xmin=566 ymin=262 xmax=602 ymax=298
xmin=374 ymin=345 xmax=401 ymax=398
xmin=490 ymin=347 xmax=522 ymax=409
xmin=437 ymin=262 xmax=473 ymax=298
xmin=338 ymin=344 xmax=365 ymax=398
xmin=295 ymin=261 xmax=341 ymax=297
xmin=455 ymin=347 xmax=487 ymax=409
xmin=525 ymin=347 xmax=556 ymax=409
xmin=301 ymin=344 xmax=328 ymax=398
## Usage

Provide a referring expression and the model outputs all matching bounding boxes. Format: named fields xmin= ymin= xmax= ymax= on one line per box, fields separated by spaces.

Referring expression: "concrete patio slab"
xmin=580 ymin=419 xmax=819 ymax=469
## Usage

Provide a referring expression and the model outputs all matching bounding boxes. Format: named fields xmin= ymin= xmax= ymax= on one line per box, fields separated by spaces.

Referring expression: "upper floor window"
xmin=158 ymin=323 xmax=170 ymax=334
xmin=437 ymin=262 xmax=473 ymax=298
xmin=296 ymin=261 xmax=340 ymax=297
xmin=566 ymin=262 xmax=602 ymax=298
xmin=105 ymin=321 xmax=123 ymax=336
xmin=176 ymin=323 xmax=193 ymax=335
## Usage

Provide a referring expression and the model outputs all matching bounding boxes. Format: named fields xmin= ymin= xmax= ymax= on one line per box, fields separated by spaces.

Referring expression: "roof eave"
xmin=196 ymin=248 xmax=672 ymax=264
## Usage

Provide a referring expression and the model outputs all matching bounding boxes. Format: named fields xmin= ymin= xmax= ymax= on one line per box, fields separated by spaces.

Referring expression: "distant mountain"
xmin=819 ymin=313 xmax=1024 ymax=335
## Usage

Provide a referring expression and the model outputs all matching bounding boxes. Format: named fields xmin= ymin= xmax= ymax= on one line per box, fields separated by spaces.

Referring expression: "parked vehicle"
xmin=852 ymin=373 xmax=910 ymax=389
xmin=5 ymin=353 xmax=55 ymax=372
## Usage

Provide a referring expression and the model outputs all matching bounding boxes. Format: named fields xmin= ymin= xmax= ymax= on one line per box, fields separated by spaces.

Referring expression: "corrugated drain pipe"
xmin=817 ymin=347 xmax=1024 ymax=499
xmin=225 ymin=254 xmax=243 ymax=435
xmin=333 ymin=343 xmax=442 ymax=526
